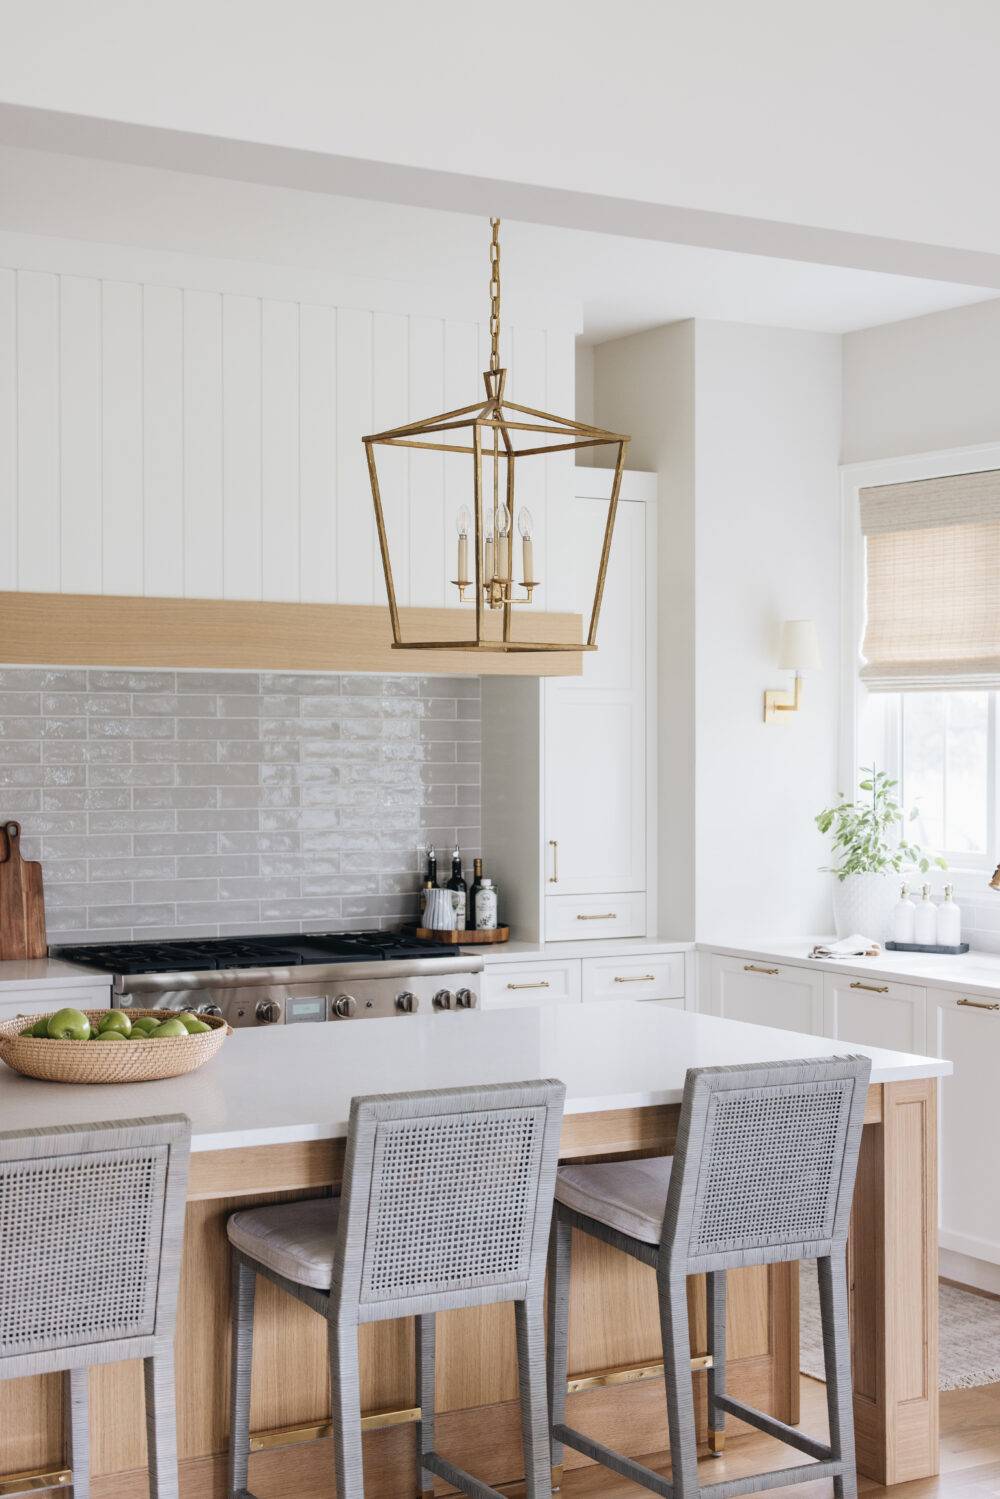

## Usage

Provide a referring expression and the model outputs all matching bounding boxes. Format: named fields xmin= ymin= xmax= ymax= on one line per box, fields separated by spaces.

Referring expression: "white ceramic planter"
xmin=831 ymin=872 xmax=898 ymax=942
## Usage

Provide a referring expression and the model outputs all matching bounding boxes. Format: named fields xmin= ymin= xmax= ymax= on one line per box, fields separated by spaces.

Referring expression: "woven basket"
xmin=0 ymin=1008 xmax=232 ymax=1085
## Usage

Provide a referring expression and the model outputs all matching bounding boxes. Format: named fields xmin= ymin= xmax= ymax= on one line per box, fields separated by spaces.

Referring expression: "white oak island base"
xmin=0 ymin=1005 xmax=943 ymax=1495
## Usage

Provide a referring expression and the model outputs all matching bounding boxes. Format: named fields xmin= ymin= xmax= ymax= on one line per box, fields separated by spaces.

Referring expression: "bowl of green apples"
xmin=0 ymin=1007 xmax=231 ymax=1084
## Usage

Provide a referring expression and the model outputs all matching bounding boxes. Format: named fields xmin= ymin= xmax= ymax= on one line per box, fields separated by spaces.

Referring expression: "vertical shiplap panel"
xmin=335 ymin=306 xmax=373 ymax=604
xmin=143 ymin=283 xmax=184 ymax=597
xmin=183 ymin=289 xmax=224 ymax=598
xmin=0 ymin=269 xmax=18 ymax=588
xmin=261 ymin=299 xmax=300 ymax=602
xmin=510 ymin=326 xmax=547 ymax=610
xmin=407 ymin=316 xmax=445 ymax=607
xmin=443 ymin=321 xmax=479 ymax=612
xmin=59 ymin=276 xmax=102 ymax=593
xmin=16 ymin=270 xmax=60 ymax=590
xmin=299 ymin=303 xmax=336 ymax=603
xmin=102 ymin=281 xmax=144 ymax=592
xmin=371 ymin=313 xmax=408 ymax=606
xmin=222 ymin=294 xmax=262 ymax=600
xmin=543 ymin=329 xmax=577 ymax=614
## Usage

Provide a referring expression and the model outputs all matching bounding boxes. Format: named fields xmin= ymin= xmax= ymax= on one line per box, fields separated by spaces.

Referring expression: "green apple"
xmin=177 ymin=1013 xmax=211 ymax=1034
xmin=24 ymin=1017 xmax=50 ymax=1037
xmin=130 ymin=1017 xmax=158 ymax=1035
xmin=47 ymin=1007 xmax=92 ymax=1041
xmin=147 ymin=1018 xmax=189 ymax=1039
xmin=94 ymin=1028 xmax=127 ymax=1040
xmin=98 ymin=1010 xmax=132 ymax=1037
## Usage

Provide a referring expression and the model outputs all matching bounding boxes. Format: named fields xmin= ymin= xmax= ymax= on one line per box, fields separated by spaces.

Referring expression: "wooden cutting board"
xmin=0 ymin=821 xmax=47 ymax=960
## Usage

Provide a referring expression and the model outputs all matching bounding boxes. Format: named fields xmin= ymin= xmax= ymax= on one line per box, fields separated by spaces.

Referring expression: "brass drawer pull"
xmin=849 ymin=981 xmax=889 ymax=994
xmin=577 ymin=913 xmax=617 ymax=922
xmin=957 ymin=996 xmax=1000 ymax=1012
xmin=506 ymin=980 xmax=551 ymax=991
xmin=548 ymin=839 xmax=558 ymax=884
xmin=614 ymin=974 xmax=656 ymax=983
xmin=743 ymin=964 xmax=779 ymax=976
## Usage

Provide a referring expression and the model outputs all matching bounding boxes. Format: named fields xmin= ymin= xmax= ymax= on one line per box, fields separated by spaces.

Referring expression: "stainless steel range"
xmin=51 ymin=931 xmax=482 ymax=1028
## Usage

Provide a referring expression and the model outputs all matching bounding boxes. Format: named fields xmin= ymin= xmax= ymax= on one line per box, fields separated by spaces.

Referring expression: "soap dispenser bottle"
xmin=936 ymin=884 xmax=962 ymax=948
xmin=914 ymin=883 xmax=938 ymax=946
xmin=891 ymin=884 xmax=916 ymax=945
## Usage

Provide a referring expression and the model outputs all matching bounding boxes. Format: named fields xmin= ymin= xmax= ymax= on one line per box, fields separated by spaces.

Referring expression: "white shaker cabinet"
xmin=927 ymin=988 xmax=1000 ymax=1271
xmin=0 ymin=982 xmax=113 ymax=1025
xmin=822 ymin=974 xmax=926 ymax=1053
xmin=707 ymin=955 xmax=824 ymax=1033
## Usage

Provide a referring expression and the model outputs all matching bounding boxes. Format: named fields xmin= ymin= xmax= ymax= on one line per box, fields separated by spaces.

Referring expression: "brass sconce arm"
xmin=763 ymin=673 xmax=803 ymax=723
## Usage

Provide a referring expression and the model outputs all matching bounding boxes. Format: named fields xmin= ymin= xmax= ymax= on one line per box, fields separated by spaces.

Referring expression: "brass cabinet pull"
xmin=743 ymin=964 xmax=779 ymax=976
xmin=548 ymin=840 xmax=558 ymax=884
xmin=614 ymin=974 xmax=656 ymax=983
xmin=578 ymin=913 xmax=617 ymax=922
xmin=957 ymin=996 xmax=1000 ymax=1012
xmin=849 ymin=981 xmax=889 ymax=994
xmin=506 ymin=980 xmax=551 ymax=991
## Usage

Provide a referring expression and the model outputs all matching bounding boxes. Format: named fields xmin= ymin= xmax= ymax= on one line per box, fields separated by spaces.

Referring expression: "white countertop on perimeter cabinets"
xmin=700 ymin=939 xmax=1000 ymax=997
xmin=0 ymin=1000 xmax=950 ymax=1153
xmin=0 ymin=958 xmax=114 ymax=993
xmin=466 ymin=939 xmax=694 ymax=962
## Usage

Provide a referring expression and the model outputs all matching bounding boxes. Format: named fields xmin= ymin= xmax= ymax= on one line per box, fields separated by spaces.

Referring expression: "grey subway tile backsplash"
xmin=0 ymin=667 xmax=480 ymax=941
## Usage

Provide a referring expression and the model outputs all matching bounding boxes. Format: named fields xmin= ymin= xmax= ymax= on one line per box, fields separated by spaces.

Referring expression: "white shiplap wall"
xmin=0 ymin=238 xmax=575 ymax=610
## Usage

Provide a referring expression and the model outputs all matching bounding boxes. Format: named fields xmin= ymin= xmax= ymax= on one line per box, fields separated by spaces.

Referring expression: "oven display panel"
xmin=286 ymin=998 xmax=325 ymax=1024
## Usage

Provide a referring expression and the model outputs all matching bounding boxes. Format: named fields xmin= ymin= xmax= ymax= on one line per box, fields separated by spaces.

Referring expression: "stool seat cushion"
xmin=556 ymin=1156 xmax=672 ymax=1244
xmin=228 ymin=1195 xmax=340 ymax=1289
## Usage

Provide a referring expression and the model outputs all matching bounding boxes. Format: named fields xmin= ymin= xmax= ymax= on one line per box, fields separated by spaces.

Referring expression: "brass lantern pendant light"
xmin=363 ymin=217 xmax=630 ymax=653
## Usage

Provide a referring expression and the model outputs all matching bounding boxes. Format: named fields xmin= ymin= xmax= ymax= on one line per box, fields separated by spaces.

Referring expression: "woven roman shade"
xmin=859 ymin=469 xmax=1000 ymax=689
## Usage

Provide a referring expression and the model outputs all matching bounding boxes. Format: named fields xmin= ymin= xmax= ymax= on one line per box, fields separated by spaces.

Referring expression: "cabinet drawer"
xmin=823 ymin=974 xmax=925 ymax=1052
xmin=0 ymin=983 xmax=113 ymax=1023
xmin=707 ymin=955 xmax=824 ymax=1033
xmin=483 ymin=961 xmax=582 ymax=1010
xmin=582 ymin=953 xmax=685 ymax=1003
xmin=545 ymin=893 xmax=646 ymax=942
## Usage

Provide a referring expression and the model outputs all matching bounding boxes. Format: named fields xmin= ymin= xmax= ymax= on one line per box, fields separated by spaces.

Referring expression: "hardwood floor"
xmin=553 ymin=1377 xmax=1000 ymax=1499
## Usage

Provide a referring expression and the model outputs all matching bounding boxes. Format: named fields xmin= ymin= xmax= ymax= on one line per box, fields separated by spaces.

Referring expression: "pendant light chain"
xmin=489 ymin=217 xmax=502 ymax=375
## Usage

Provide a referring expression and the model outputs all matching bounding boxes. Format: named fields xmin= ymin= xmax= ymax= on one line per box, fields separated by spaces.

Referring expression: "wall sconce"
xmin=989 ymin=863 xmax=1000 ymax=891
xmin=763 ymin=619 xmax=821 ymax=723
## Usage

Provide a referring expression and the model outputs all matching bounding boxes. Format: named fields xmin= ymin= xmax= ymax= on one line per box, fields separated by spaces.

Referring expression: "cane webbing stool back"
xmin=547 ymin=1055 xmax=871 ymax=1499
xmin=227 ymin=1078 xmax=565 ymax=1499
xmin=0 ymin=1115 xmax=191 ymax=1499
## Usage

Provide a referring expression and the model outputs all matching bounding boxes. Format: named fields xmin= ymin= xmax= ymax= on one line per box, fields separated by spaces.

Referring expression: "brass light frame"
xmin=363 ymin=218 xmax=630 ymax=653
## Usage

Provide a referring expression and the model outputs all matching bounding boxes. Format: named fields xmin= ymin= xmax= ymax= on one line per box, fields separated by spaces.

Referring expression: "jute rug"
xmin=799 ymin=1261 xmax=1000 ymax=1391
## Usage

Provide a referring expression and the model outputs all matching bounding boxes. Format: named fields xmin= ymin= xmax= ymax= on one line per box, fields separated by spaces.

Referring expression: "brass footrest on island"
xmin=0 ymin=1469 xmax=72 ymax=1496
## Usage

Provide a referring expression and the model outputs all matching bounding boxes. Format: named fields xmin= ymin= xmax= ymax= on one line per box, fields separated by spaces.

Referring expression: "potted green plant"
xmin=815 ymin=767 xmax=946 ymax=939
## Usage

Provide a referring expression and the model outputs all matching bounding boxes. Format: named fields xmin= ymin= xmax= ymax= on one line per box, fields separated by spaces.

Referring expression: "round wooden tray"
xmin=0 ymin=1008 xmax=232 ymax=1085
xmin=415 ymin=926 xmax=510 ymax=945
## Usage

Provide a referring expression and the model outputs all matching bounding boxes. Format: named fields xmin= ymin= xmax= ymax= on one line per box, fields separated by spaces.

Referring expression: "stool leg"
xmin=329 ymin=1314 xmax=364 ymax=1499
xmin=516 ymin=1293 xmax=553 ymax=1499
xmin=546 ymin=1213 xmax=571 ymax=1491
xmin=67 ymin=1367 xmax=90 ymax=1499
xmin=706 ymin=1269 xmax=727 ymax=1456
xmin=228 ymin=1253 xmax=256 ymax=1499
xmin=415 ymin=1313 xmax=436 ymax=1499
xmin=144 ymin=1342 xmax=179 ymax=1499
xmin=659 ymin=1268 xmax=699 ymax=1499
xmin=819 ymin=1250 xmax=858 ymax=1499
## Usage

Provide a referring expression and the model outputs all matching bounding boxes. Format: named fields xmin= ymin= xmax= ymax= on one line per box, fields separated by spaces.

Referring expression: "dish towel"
xmin=809 ymin=934 xmax=882 ymax=960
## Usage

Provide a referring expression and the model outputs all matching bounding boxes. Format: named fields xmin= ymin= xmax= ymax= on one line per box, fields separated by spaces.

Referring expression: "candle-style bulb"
xmin=496 ymin=504 xmax=511 ymax=538
xmin=456 ymin=505 xmax=471 ymax=538
xmin=517 ymin=507 xmax=533 ymax=540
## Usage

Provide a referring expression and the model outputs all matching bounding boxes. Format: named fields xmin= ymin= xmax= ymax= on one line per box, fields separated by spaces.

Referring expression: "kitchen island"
xmin=0 ymin=1002 xmax=950 ymax=1497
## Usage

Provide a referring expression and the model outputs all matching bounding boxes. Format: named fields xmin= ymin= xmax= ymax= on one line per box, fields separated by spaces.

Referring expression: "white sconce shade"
xmin=777 ymin=619 xmax=821 ymax=672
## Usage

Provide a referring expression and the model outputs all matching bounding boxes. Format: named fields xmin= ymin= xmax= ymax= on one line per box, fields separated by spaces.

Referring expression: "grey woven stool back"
xmin=548 ymin=1055 xmax=871 ymax=1499
xmin=227 ymin=1078 xmax=565 ymax=1499
xmin=0 ymin=1116 xmax=191 ymax=1499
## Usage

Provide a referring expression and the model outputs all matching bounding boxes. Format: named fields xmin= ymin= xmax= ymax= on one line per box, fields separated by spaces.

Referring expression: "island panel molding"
xmin=0 ymin=591 xmax=583 ymax=676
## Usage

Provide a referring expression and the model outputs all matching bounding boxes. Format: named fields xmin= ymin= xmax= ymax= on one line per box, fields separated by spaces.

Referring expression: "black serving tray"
xmin=885 ymin=940 xmax=969 ymax=955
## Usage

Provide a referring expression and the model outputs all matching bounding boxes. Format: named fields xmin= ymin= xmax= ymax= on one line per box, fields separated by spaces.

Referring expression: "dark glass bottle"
xmin=468 ymin=858 xmax=484 ymax=924
xmin=424 ymin=846 xmax=438 ymax=888
xmin=446 ymin=846 xmax=467 ymax=928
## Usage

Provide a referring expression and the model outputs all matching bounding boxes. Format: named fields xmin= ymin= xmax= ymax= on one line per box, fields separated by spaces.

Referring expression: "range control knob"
xmin=334 ymin=993 xmax=358 ymax=1019
xmin=199 ymin=1003 xmax=224 ymax=1018
xmin=395 ymin=991 xmax=417 ymax=1014
xmin=255 ymin=999 xmax=281 ymax=1025
xmin=455 ymin=988 xmax=477 ymax=1010
xmin=432 ymin=989 xmax=454 ymax=1011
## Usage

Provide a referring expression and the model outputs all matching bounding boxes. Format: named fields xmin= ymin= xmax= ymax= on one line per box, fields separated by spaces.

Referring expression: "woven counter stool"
xmin=0 ymin=1116 xmax=191 ymax=1499
xmin=226 ymin=1079 xmax=565 ymax=1499
xmin=547 ymin=1055 xmax=871 ymax=1499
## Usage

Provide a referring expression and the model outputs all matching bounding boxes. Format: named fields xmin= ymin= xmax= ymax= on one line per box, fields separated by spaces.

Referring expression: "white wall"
xmin=842 ymin=296 xmax=1000 ymax=462
xmin=593 ymin=319 xmax=841 ymax=942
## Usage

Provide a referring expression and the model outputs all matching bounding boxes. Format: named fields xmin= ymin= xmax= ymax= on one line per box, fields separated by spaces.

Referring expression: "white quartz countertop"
xmin=0 ymin=1001 xmax=950 ymax=1153
xmin=700 ymin=939 xmax=1000 ymax=997
xmin=470 ymin=938 xmax=693 ymax=962
xmin=0 ymin=958 xmax=114 ymax=993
